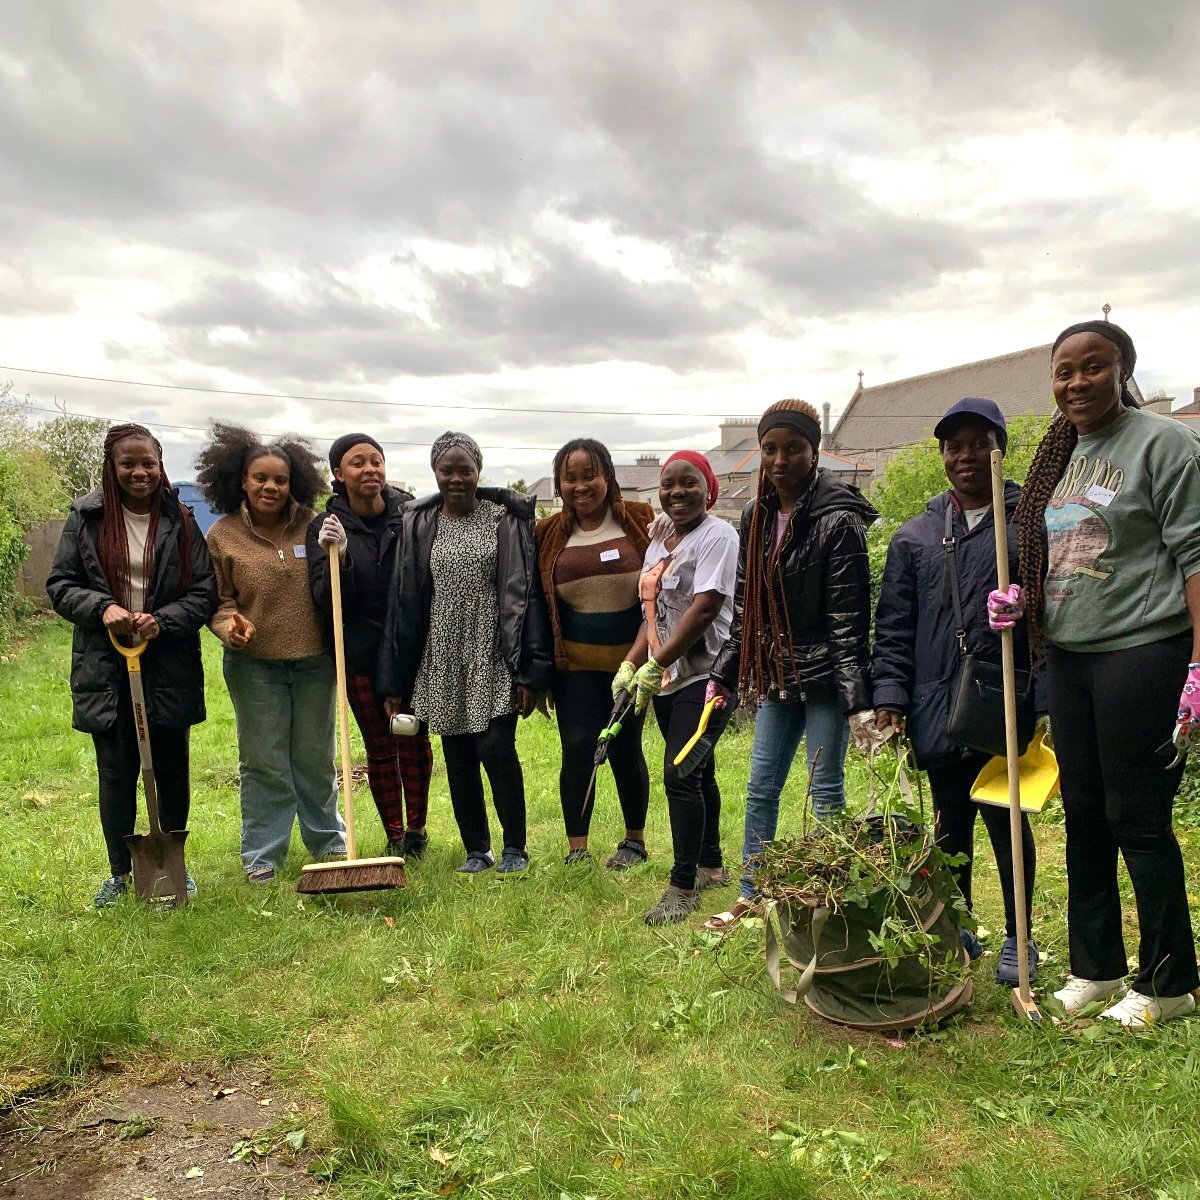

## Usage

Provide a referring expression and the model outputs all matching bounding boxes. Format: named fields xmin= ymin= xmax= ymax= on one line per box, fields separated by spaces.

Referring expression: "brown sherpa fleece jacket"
xmin=207 ymin=502 xmax=326 ymax=660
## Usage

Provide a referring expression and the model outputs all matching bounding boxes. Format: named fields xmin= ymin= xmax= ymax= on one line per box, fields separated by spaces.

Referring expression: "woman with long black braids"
xmin=705 ymin=400 xmax=877 ymax=931
xmin=1001 ymin=320 xmax=1200 ymax=1026
xmin=47 ymin=423 xmax=217 ymax=908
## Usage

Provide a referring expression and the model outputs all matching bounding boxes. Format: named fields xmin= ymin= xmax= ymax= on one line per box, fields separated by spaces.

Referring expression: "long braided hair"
xmin=1015 ymin=320 xmax=1136 ymax=655
xmin=98 ymin=423 xmax=192 ymax=610
xmin=736 ymin=400 xmax=821 ymax=703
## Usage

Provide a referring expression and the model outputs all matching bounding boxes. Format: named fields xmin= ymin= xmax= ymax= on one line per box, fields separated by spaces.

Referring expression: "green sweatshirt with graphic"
xmin=1043 ymin=407 xmax=1200 ymax=653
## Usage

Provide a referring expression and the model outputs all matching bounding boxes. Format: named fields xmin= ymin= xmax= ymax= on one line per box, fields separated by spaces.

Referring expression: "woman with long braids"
xmin=705 ymin=400 xmax=877 ymax=931
xmin=535 ymin=438 xmax=654 ymax=867
xmin=47 ymin=424 xmax=217 ymax=908
xmin=999 ymin=320 xmax=1200 ymax=1026
xmin=198 ymin=423 xmax=345 ymax=883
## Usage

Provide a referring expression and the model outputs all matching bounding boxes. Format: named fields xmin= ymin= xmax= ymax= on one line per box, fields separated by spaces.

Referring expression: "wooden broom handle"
xmin=329 ymin=544 xmax=357 ymax=860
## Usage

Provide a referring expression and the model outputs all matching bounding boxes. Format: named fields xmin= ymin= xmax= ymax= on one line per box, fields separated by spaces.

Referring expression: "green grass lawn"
xmin=4 ymin=617 xmax=1200 ymax=1198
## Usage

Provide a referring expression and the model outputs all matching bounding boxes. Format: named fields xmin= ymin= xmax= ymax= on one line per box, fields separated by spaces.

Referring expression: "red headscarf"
xmin=662 ymin=450 xmax=719 ymax=510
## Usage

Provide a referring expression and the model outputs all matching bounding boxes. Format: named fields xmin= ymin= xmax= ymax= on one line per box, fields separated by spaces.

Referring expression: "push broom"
xmin=298 ymin=544 xmax=407 ymax=895
xmin=989 ymin=448 xmax=1041 ymax=1024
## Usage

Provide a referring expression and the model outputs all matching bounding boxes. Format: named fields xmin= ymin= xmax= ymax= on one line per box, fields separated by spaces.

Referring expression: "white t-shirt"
xmin=963 ymin=504 xmax=991 ymax=531
xmin=642 ymin=515 xmax=739 ymax=694
xmin=122 ymin=506 xmax=151 ymax=613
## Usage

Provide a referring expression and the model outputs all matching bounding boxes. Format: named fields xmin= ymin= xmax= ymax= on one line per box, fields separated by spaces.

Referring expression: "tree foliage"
xmin=36 ymin=413 xmax=110 ymax=500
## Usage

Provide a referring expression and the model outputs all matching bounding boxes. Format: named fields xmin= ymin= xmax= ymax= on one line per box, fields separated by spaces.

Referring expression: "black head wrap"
xmin=1052 ymin=321 xmax=1139 ymax=409
xmin=329 ymin=432 xmax=385 ymax=471
xmin=757 ymin=404 xmax=822 ymax=453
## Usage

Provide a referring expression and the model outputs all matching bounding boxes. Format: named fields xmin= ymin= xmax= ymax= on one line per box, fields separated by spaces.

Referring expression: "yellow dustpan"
xmin=971 ymin=729 xmax=1059 ymax=814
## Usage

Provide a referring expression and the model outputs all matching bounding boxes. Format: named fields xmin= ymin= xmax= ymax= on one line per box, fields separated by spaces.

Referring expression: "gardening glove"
xmin=848 ymin=709 xmax=885 ymax=756
xmin=705 ymin=679 xmax=732 ymax=710
xmin=317 ymin=515 xmax=348 ymax=553
xmin=1171 ymin=663 xmax=1200 ymax=761
xmin=611 ymin=660 xmax=637 ymax=701
xmin=987 ymin=584 xmax=1025 ymax=631
xmin=631 ymin=657 xmax=665 ymax=714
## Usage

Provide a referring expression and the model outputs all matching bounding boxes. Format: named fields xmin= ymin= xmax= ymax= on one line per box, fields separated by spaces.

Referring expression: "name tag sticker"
xmin=292 ymin=544 xmax=307 ymax=559
xmin=599 ymin=548 xmax=620 ymax=562
xmin=662 ymin=575 xmax=680 ymax=590
xmin=1084 ymin=484 xmax=1116 ymax=507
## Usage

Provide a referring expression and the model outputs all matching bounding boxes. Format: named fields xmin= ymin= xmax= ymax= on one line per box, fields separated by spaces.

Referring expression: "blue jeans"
xmin=740 ymin=695 xmax=849 ymax=900
xmin=223 ymin=652 xmax=346 ymax=873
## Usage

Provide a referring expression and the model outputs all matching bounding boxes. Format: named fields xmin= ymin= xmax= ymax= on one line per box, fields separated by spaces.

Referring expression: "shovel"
xmin=108 ymin=630 xmax=190 ymax=905
xmin=988 ymin=449 xmax=1039 ymax=1023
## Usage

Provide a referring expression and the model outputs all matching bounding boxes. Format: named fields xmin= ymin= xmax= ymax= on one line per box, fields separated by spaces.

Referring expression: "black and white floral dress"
xmin=412 ymin=499 xmax=517 ymax=736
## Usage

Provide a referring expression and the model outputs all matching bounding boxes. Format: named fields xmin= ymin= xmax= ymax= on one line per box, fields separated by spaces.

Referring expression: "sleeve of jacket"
xmin=709 ymin=505 xmax=752 ymax=689
xmin=45 ymin=510 xmax=115 ymax=628
xmin=871 ymin=532 xmax=918 ymax=714
xmin=821 ymin=511 xmax=874 ymax=714
xmin=152 ymin=510 xmax=219 ymax=637
xmin=517 ymin=532 xmax=553 ymax=692
xmin=374 ymin=523 xmax=409 ymax=699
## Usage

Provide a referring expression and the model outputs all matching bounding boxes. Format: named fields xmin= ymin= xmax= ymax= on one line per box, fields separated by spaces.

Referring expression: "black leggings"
xmin=926 ymin=751 xmax=1035 ymax=939
xmin=653 ymin=678 xmax=732 ymax=890
xmin=92 ymin=699 xmax=191 ymax=877
xmin=553 ymin=670 xmax=649 ymax=839
xmin=1047 ymin=632 xmax=1199 ymax=997
xmin=441 ymin=712 xmax=526 ymax=855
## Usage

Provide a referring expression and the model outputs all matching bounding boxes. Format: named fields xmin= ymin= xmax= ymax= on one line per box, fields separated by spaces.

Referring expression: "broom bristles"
xmin=296 ymin=856 xmax=407 ymax=895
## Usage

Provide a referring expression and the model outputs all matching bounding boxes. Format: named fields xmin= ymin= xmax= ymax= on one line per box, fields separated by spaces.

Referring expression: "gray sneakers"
xmin=644 ymin=885 xmax=699 ymax=926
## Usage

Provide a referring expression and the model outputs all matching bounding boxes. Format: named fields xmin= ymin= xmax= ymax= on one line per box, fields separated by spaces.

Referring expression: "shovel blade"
xmin=126 ymin=829 xmax=190 ymax=906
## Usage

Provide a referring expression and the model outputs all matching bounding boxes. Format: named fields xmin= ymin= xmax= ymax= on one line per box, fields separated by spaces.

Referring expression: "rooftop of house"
xmin=829 ymin=343 xmax=1146 ymax=455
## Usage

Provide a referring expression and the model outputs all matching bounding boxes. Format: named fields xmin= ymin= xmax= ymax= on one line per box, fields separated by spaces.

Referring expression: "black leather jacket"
xmin=375 ymin=487 xmax=553 ymax=701
xmin=710 ymin=470 xmax=877 ymax=713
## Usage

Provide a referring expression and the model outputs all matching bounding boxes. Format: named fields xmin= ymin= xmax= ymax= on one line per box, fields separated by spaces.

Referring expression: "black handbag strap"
xmin=943 ymin=503 xmax=968 ymax=656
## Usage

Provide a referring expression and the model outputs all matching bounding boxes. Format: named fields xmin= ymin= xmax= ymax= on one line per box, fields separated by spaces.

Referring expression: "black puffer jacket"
xmin=710 ymin=470 xmax=878 ymax=713
xmin=306 ymin=486 xmax=412 ymax=676
xmin=375 ymin=487 xmax=553 ymax=701
xmin=871 ymin=483 xmax=1038 ymax=770
xmin=46 ymin=489 xmax=218 ymax=733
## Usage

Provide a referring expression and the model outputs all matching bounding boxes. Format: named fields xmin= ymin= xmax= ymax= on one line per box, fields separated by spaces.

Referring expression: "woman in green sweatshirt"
xmin=1002 ymin=320 xmax=1200 ymax=1028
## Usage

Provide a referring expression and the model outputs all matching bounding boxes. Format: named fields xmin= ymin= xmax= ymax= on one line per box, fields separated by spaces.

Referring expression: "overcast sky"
xmin=2 ymin=1 xmax=1198 ymax=491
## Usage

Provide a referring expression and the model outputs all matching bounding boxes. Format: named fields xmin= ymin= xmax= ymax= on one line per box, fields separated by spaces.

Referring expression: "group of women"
xmin=47 ymin=319 xmax=1200 ymax=1029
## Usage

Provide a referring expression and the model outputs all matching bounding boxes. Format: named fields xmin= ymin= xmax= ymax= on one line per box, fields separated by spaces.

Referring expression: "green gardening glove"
xmin=631 ymin=657 xmax=665 ymax=714
xmin=612 ymin=660 xmax=636 ymax=701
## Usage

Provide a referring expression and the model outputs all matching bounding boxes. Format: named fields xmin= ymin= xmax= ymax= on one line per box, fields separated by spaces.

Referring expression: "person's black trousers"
xmin=553 ymin=669 xmax=649 ymax=839
xmin=441 ymin=712 xmax=526 ymax=855
xmin=925 ymin=750 xmax=1035 ymax=939
xmin=1046 ymin=631 xmax=1199 ymax=997
xmin=653 ymin=678 xmax=732 ymax=891
xmin=92 ymin=697 xmax=191 ymax=877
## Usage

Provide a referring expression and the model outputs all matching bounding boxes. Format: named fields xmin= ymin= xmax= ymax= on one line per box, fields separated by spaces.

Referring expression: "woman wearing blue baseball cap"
xmin=872 ymin=397 xmax=1039 ymax=985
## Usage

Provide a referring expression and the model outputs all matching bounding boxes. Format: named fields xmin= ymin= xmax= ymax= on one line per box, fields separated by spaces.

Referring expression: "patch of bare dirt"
xmin=0 ymin=1063 xmax=325 ymax=1199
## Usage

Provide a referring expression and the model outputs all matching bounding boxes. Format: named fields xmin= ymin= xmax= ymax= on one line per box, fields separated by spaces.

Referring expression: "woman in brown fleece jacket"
xmin=198 ymin=424 xmax=345 ymax=884
xmin=535 ymin=438 xmax=655 ymax=868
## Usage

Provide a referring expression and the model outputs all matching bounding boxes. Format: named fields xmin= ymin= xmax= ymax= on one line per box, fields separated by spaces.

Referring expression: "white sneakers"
xmin=1053 ymin=974 xmax=1197 ymax=1028
xmin=1099 ymin=990 xmax=1196 ymax=1030
xmin=1053 ymin=975 xmax=1125 ymax=1014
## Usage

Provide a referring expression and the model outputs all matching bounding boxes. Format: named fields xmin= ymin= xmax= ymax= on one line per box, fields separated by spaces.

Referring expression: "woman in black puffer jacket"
xmin=706 ymin=399 xmax=877 ymax=929
xmin=46 ymin=423 xmax=217 ymax=908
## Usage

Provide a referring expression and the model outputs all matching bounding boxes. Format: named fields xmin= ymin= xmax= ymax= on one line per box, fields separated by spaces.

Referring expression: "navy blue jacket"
xmin=871 ymin=482 xmax=1039 ymax=770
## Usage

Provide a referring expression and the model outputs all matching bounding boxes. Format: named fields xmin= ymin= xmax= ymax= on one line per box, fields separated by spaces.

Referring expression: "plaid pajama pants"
xmin=345 ymin=671 xmax=432 ymax=839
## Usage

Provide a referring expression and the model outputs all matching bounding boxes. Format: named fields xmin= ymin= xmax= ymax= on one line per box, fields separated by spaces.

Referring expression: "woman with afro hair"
xmin=197 ymin=423 xmax=345 ymax=883
xmin=47 ymin=423 xmax=218 ymax=907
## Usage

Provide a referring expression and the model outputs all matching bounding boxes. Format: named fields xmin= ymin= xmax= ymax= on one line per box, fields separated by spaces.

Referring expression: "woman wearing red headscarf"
xmin=614 ymin=450 xmax=739 ymax=925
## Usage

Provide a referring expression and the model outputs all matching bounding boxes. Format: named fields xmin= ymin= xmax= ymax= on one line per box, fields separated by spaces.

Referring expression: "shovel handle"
xmin=108 ymin=629 xmax=162 ymax=835
xmin=107 ymin=629 xmax=148 ymax=663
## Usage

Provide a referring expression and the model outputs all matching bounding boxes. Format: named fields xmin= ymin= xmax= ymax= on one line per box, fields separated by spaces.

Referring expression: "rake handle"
xmin=329 ymin=545 xmax=357 ymax=860
xmin=991 ymin=450 xmax=1034 ymax=1010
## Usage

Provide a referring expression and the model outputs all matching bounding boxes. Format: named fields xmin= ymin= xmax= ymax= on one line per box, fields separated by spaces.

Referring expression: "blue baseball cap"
xmin=933 ymin=397 xmax=1008 ymax=455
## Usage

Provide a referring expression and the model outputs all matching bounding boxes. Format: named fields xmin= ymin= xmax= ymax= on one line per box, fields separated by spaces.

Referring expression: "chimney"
xmin=1195 ymin=386 xmax=1200 ymax=408
xmin=635 ymin=453 xmax=659 ymax=468
xmin=822 ymin=402 xmax=831 ymax=450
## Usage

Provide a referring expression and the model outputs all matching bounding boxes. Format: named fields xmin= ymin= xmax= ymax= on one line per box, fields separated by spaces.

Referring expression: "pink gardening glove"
xmin=987 ymin=584 xmax=1025 ymax=631
xmin=705 ymin=679 xmax=731 ymax=710
xmin=1173 ymin=663 xmax=1200 ymax=758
